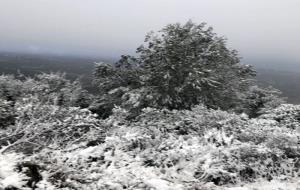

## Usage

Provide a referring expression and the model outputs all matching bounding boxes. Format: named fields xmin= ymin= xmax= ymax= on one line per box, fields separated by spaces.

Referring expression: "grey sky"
xmin=0 ymin=0 xmax=300 ymax=68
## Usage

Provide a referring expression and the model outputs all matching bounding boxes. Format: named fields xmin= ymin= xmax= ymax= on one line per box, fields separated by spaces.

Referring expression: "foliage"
xmin=131 ymin=21 xmax=255 ymax=110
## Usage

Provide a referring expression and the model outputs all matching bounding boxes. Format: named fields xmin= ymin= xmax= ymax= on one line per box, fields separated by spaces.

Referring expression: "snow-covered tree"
xmin=94 ymin=21 xmax=256 ymax=117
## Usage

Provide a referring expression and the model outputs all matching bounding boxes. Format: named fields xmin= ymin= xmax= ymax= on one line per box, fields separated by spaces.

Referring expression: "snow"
xmin=0 ymin=153 xmax=27 ymax=188
xmin=225 ymin=179 xmax=300 ymax=190
xmin=144 ymin=178 xmax=184 ymax=190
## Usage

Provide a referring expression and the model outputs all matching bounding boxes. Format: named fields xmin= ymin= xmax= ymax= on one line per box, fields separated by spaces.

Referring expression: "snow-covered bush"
xmin=31 ymin=73 xmax=91 ymax=107
xmin=0 ymin=73 xmax=91 ymax=108
xmin=261 ymin=104 xmax=300 ymax=129
xmin=0 ymin=96 xmax=103 ymax=154
xmin=237 ymin=85 xmax=285 ymax=118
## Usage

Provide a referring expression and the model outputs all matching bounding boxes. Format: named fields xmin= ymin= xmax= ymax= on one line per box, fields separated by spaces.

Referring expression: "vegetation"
xmin=0 ymin=21 xmax=299 ymax=189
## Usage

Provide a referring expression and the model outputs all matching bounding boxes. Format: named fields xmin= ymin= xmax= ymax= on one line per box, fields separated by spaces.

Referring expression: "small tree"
xmin=94 ymin=21 xmax=259 ymax=117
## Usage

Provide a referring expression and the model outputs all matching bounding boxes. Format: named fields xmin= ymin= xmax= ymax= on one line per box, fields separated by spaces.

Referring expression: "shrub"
xmin=0 ymin=96 xmax=103 ymax=154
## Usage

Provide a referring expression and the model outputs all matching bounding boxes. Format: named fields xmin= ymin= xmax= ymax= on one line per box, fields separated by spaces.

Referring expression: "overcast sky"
xmin=0 ymin=0 xmax=300 ymax=68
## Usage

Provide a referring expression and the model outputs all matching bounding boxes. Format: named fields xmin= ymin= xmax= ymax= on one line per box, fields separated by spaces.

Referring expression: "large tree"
xmin=93 ymin=21 xmax=262 ymax=117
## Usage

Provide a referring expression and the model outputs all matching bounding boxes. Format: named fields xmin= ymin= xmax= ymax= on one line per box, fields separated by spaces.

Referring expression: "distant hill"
xmin=0 ymin=52 xmax=96 ymax=76
xmin=0 ymin=52 xmax=299 ymax=104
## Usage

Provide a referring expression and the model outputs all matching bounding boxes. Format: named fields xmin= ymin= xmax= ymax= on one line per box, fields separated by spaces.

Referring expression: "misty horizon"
xmin=1 ymin=0 xmax=300 ymax=70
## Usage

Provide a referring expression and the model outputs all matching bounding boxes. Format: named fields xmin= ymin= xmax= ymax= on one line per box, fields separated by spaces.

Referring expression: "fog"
xmin=1 ymin=0 xmax=300 ymax=69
